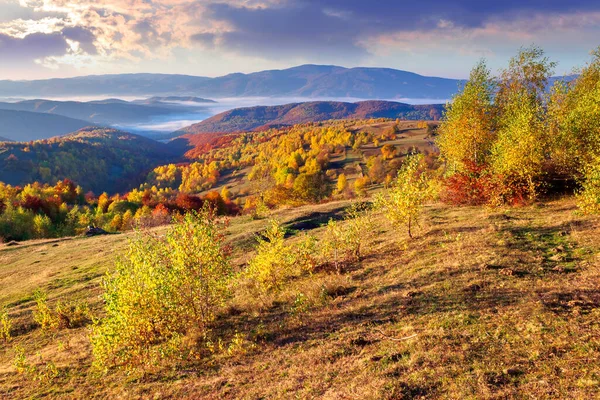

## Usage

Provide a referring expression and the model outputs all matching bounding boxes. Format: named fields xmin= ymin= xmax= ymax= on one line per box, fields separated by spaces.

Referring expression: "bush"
xmin=91 ymin=206 xmax=232 ymax=371
xmin=375 ymin=154 xmax=433 ymax=238
xmin=322 ymin=202 xmax=374 ymax=272
xmin=54 ymin=300 xmax=92 ymax=329
xmin=576 ymin=158 xmax=600 ymax=214
xmin=0 ymin=307 xmax=11 ymax=342
xmin=244 ymin=219 xmax=296 ymax=295
xmin=33 ymin=290 xmax=59 ymax=332
xmin=442 ymin=161 xmax=493 ymax=206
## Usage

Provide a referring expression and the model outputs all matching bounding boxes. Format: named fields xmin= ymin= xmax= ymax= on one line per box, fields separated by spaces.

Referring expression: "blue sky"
xmin=0 ymin=0 xmax=599 ymax=79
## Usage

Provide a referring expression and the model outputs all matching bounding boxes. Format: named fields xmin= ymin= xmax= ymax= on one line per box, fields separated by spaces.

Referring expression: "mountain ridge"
xmin=175 ymin=100 xmax=445 ymax=136
xmin=0 ymin=109 xmax=92 ymax=142
xmin=0 ymin=65 xmax=462 ymax=99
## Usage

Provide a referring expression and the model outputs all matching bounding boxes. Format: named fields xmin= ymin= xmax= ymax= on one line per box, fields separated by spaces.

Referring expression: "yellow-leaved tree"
xmin=437 ymin=60 xmax=496 ymax=173
xmin=91 ymin=206 xmax=231 ymax=371
xmin=490 ymin=46 xmax=556 ymax=203
xmin=375 ymin=154 xmax=433 ymax=238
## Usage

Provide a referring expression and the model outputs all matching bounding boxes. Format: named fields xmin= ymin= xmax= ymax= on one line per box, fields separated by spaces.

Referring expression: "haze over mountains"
xmin=0 ymin=109 xmax=91 ymax=142
xmin=0 ymin=99 xmax=201 ymax=126
xmin=0 ymin=65 xmax=462 ymax=100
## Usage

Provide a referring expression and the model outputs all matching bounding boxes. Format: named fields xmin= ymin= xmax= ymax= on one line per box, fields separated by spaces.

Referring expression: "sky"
xmin=1 ymin=0 xmax=600 ymax=80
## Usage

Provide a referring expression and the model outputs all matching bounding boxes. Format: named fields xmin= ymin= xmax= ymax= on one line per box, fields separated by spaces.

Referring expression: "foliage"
xmin=322 ymin=202 xmax=374 ymax=272
xmin=490 ymin=46 xmax=555 ymax=201
xmin=54 ymin=300 xmax=92 ymax=329
xmin=33 ymin=289 xmax=59 ymax=332
xmin=91 ymin=207 xmax=232 ymax=370
xmin=437 ymin=60 xmax=496 ymax=173
xmin=576 ymin=156 xmax=600 ymax=214
xmin=0 ymin=307 xmax=11 ymax=342
xmin=375 ymin=155 xmax=433 ymax=238
xmin=0 ymin=128 xmax=175 ymax=193
xmin=336 ymin=173 xmax=348 ymax=194
xmin=244 ymin=219 xmax=296 ymax=295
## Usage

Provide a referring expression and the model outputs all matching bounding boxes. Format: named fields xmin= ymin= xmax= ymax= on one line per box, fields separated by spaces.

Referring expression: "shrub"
xmin=576 ymin=158 xmax=600 ymax=214
xmin=245 ymin=219 xmax=296 ymax=295
xmin=54 ymin=300 xmax=92 ymax=329
xmin=91 ymin=206 xmax=232 ymax=371
xmin=322 ymin=202 xmax=374 ymax=272
xmin=0 ymin=307 xmax=11 ymax=342
xmin=375 ymin=154 xmax=433 ymax=238
xmin=33 ymin=290 xmax=59 ymax=332
xmin=442 ymin=161 xmax=493 ymax=206
xmin=295 ymin=234 xmax=320 ymax=274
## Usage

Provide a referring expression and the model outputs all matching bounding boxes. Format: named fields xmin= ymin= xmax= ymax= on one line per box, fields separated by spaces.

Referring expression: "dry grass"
xmin=1 ymin=197 xmax=600 ymax=399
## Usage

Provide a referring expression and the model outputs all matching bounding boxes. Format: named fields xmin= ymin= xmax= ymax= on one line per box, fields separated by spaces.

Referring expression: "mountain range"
xmin=0 ymin=99 xmax=195 ymax=126
xmin=175 ymin=100 xmax=444 ymax=135
xmin=0 ymin=109 xmax=91 ymax=142
xmin=0 ymin=65 xmax=462 ymax=99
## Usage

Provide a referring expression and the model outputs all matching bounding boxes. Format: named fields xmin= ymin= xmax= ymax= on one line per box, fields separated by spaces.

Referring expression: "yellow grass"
xmin=1 ymin=196 xmax=600 ymax=398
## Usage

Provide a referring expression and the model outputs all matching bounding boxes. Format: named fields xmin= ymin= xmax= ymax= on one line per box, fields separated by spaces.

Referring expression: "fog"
xmin=112 ymin=96 xmax=448 ymax=134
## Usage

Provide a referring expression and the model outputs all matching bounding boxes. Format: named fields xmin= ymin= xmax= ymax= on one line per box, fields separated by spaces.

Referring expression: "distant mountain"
xmin=0 ymin=65 xmax=463 ymax=99
xmin=0 ymin=127 xmax=179 ymax=193
xmin=0 ymin=99 xmax=185 ymax=125
xmin=0 ymin=109 xmax=91 ymax=142
xmin=0 ymin=136 xmax=12 ymax=142
xmin=138 ymin=96 xmax=217 ymax=104
xmin=175 ymin=100 xmax=444 ymax=135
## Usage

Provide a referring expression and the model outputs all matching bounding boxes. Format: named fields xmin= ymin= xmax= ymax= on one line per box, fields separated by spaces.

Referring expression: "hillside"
xmin=0 ymin=65 xmax=462 ymax=99
xmin=0 ymin=109 xmax=90 ymax=142
xmin=0 ymin=99 xmax=187 ymax=126
xmin=0 ymin=127 xmax=178 ymax=193
xmin=175 ymin=100 xmax=444 ymax=135
xmin=1 ymin=197 xmax=599 ymax=398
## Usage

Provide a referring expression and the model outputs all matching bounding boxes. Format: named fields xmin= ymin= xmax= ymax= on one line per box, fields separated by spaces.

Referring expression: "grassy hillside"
xmin=0 ymin=110 xmax=90 ymax=142
xmin=1 ymin=197 xmax=599 ymax=398
xmin=0 ymin=127 xmax=178 ymax=193
xmin=176 ymin=101 xmax=444 ymax=135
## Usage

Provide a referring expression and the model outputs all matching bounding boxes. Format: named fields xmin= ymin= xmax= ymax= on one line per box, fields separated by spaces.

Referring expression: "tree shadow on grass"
xmin=284 ymin=206 xmax=347 ymax=234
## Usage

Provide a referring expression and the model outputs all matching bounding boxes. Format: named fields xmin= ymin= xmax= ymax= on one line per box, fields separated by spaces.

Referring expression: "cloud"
xmin=0 ymin=31 xmax=68 ymax=61
xmin=206 ymin=2 xmax=368 ymax=59
xmin=61 ymin=26 xmax=97 ymax=54
xmin=1 ymin=0 xmax=600 ymax=76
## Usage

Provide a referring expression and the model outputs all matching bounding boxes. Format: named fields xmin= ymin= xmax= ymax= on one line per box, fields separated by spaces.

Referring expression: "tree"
xmin=437 ymin=60 xmax=496 ymax=174
xmin=381 ymin=144 xmax=397 ymax=160
xmin=220 ymin=186 xmax=232 ymax=202
xmin=489 ymin=46 xmax=556 ymax=201
xmin=375 ymin=155 xmax=433 ymax=238
xmin=354 ymin=176 xmax=368 ymax=197
xmin=336 ymin=173 xmax=348 ymax=194
xmin=367 ymin=156 xmax=386 ymax=183
xmin=550 ymin=48 xmax=600 ymax=179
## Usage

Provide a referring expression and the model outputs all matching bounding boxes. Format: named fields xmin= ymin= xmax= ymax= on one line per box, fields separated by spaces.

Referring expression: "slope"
xmin=0 ymin=198 xmax=599 ymax=398
xmin=0 ymin=127 xmax=178 ymax=193
xmin=0 ymin=109 xmax=91 ymax=142
xmin=175 ymin=100 xmax=444 ymax=136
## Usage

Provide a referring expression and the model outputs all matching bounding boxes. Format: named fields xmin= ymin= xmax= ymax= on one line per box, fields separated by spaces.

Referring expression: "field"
xmin=1 ymin=196 xmax=600 ymax=399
